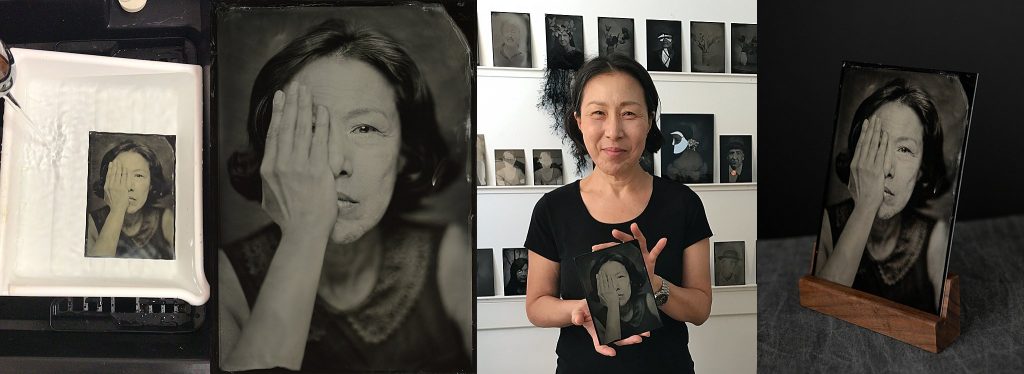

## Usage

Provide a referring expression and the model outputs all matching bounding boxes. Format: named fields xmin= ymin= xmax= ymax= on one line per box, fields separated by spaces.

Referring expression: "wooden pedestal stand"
xmin=798 ymin=273 xmax=960 ymax=353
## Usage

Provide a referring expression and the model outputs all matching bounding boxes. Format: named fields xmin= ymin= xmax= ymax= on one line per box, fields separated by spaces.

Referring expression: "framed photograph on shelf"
xmin=503 ymin=248 xmax=529 ymax=296
xmin=720 ymin=135 xmax=753 ymax=183
xmin=477 ymin=248 xmax=496 ymax=297
xmin=646 ymin=19 xmax=683 ymax=72
xmin=661 ymin=114 xmax=714 ymax=184
xmin=494 ymin=149 xmax=528 ymax=186
xmin=812 ymin=62 xmax=977 ymax=315
xmin=714 ymin=241 xmax=746 ymax=286
xmin=598 ymin=17 xmax=635 ymax=58
xmin=690 ymin=21 xmax=725 ymax=73
xmin=532 ymin=149 xmax=565 ymax=185
xmin=491 ymin=12 xmax=532 ymax=68
xmin=545 ymin=14 xmax=585 ymax=70
xmin=476 ymin=134 xmax=488 ymax=186
xmin=731 ymin=23 xmax=757 ymax=74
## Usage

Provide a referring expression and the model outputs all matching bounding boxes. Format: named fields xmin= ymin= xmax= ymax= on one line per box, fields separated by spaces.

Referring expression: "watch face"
xmin=655 ymin=293 xmax=668 ymax=305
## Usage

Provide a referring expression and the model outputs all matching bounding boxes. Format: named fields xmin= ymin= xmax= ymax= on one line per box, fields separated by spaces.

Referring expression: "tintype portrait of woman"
xmin=574 ymin=243 xmax=662 ymax=345
xmin=814 ymin=63 xmax=976 ymax=314
xmin=216 ymin=3 xmax=472 ymax=372
xmin=85 ymin=132 xmax=175 ymax=260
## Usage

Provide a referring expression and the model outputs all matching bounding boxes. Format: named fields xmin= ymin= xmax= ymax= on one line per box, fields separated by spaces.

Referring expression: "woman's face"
xmin=293 ymin=58 xmax=403 ymax=245
xmin=114 ymin=151 xmax=152 ymax=214
xmin=539 ymin=152 xmax=552 ymax=168
xmin=871 ymin=102 xmax=924 ymax=220
xmin=502 ymin=152 xmax=515 ymax=167
xmin=598 ymin=260 xmax=632 ymax=307
xmin=575 ymin=72 xmax=650 ymax=177
xmin=516 ymin=262 xmax=528 ymax=282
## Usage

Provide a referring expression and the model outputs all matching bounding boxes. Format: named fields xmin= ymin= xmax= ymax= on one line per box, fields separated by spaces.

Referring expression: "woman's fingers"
xmin=310 ymin=105 xmax=329 ymax=169
xmin=629 ymin=223 xmax=649 ymax=255
xmin=262 ymin=89 xmax=284 ymax=171
xmin=875 ymin=131 xmax=889 ymax=167
xmin=610 ymin=229 xmax=633 ymax=243
xmin=864 ymin=116 xmax=881 ymax=164
xmin=612 ymin=335 xmax=644 ymax=346
xmin=294 ymin=84 xmax=313 ymax=157
xmin=592 ymin=241 xmax=619 ymax=252
xmin=277 ymin=82 xmax=299 ymax=164
xmin=649 ymin=238 xmax=668 ymax=261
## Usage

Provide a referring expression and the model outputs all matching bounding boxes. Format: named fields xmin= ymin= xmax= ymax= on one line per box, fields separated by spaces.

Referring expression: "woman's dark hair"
xmin=92 ymin=141 xmax=171 ymax=205
xmin=588 ymin=252 xmax=645 ymax=305
xmin=563 ymin=54 xmax=663 ymax=170
xmin=836 ymin=78 xmax=949 ymax=206
xmin=509 ymin=257 xmax=528 ymax=281
xmin=227 ymin=19 xmax=452 ymax=214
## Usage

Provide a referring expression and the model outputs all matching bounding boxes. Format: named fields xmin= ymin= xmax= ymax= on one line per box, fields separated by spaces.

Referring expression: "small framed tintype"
xmin=491 ymin=12 xmax=532 ymax=68
xmin=690 ymin=21 xmax=725 ymax=73
xmin=532 ymin=149 xmax=564 ymax=185
xmin=714 ymin=241 xmax=745 ymax=286
xmin=494 ymin=149 xmax=527 ymax=186
xmin=661 ymin=114 xmax=714 ymax=184
xmin=545 ymin=14 xmax=584 ymax=70
xmin=476 ymin=134 xmax=488 ymax=186
xmin=812 ymin=62 xmax=977 ymax=315
xmin=573 ymin=242 xmax=662 ymax=345
xmin=86 ymin=132 xmax=176 ymax=260
xmin=597 ymin=17 xmax=635 ymax=58
xmin=503 ymin=248 xmax=529 ymax=296
xmin=720 ymin=135 xmax=753 ymax=183
xmin=731 ymin=23 xmax=757 ymax=74
xmin=646 ymin=19 xmax=683 ymax=72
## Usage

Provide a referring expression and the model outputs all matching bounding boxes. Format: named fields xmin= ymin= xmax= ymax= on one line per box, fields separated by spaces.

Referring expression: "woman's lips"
xmin=602 ymin=147 xmax=627 ymax=156
xmin=337 ymin=192 xmax=358 ymax=210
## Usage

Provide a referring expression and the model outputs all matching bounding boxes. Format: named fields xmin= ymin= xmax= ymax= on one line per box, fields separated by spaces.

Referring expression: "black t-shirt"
xmin=525 ymin=176 xmax=713 ymax=374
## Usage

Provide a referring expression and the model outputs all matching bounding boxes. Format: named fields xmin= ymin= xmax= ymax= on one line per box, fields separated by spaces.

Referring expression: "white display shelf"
xmin=477 ymin=65 xmax=758 ymax=84
xmin=478 ymin=182 xmax=757 ymax=195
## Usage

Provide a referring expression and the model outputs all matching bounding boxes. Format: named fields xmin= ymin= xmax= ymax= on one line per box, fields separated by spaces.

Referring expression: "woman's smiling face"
xmin=292 ymin=57 xmax=403 ymax=245
xmin=575 ymin=71 xmax=650 ymax=177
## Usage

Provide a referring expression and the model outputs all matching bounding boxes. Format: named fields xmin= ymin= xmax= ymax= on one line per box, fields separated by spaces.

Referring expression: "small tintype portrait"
xmin=720 ymin=135 xmax=753 ymax=183
xmin=492 ymin=12 xmax=532 ymax=68
xmin=714 ymin=241 xmax=745 ymax=286
xmin=661 ymin=114 xmax=714 ymax=184
xmin=477 ymin=134 xmax=488 ymax=186
xmin=503 ymin=248 xmax=529 ymax=296
xmin=814 ymin=62 xmax=977 ymax=314
xmin=478 ymin=248 xmax=496 ymax=297
xmin=545 ymin=14 xmax=584 ymax=70
xmin=646 ymin=20 xmax=683 ymax=72
xmin=690 ymin=21 xmax=725 ymax=73
xmin=731 ymin=23 xmax=757 ymax=74
xmin=598 ymin=17 xmax=635 ymax=58
xmin=85 ymin=132 xmax=175 ymax=260
xmin=573 ymin=242 xmax=662 ymax=345
xmin=494 ymin=149 xmax=527 ymax=186
xmin=532 ymin=149 xmax=564 ymax=185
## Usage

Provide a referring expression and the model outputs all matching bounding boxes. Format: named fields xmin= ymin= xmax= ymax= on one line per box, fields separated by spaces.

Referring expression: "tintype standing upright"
xmin=661 ymin=114 xmax=715 ymax=184
xmin=598 ymin=17 xmax=635 ymax=58
xmin=646 ymin=20 xmax=683 ymax=72
xmin=545 ymin=14 xmax=584 ymax=70
xmin=720 ymin=135 xmax=753 ymax=183
xmin=690 ymin=21 xmax=725 ymax=73
xmin=491 ymin=12 xmax=532 ymax=68
xmin=731 ymin=23 xmax=757 ymax=74
xmin=813 ymin=62 xmax=977 ymax=314
xmin=216 ymin=3 xmax=473 ymax=372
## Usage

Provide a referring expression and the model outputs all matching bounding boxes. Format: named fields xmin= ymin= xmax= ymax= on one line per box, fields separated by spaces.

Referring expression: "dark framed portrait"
xmin=646 ymin=19 xmax=682 ymax=72
xmin=598 ymin=17 xmax=635 ymax=58
xmin=661 ymin=114 xmax=715 ymax=184
xmin=573 ymin=242 xmax=662 ymax=345
xmin=714 ymin=241 xmax=746 ymax=286
xmin=494 ymin=149 xmax=527 ymax=186
xmin=731 ymin=23 xmax=757 ymax=74
xmin=690 ymin=21 xmax=725 ymax=73
xmin=492 ymin=12 xmax=532 ymax=68
xmin=215 ymin=3 xmax=473 ymax=372
xmin=720 ymin=135 xmax=753 ymax=183
xmin=503 ymin=248 xmax=529 ymax=296
xmin=812 ymin=62 xmax=977 ymax=315
xmin=85 ymin=132 xmax=176 ymax=260
xmin=532 ymin=149 xmax=564 ymax=185
xmin=545 ymin=14 xmax=584 ymax=70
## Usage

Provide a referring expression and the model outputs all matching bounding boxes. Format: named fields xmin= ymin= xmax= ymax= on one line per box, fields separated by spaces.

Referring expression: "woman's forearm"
xmin=604 ymin=304 xmax=621 ymax=342
xmin=222 ymin=232 xmax=329 ymax=370
xmin=526 ymin=296 xmax=581 ymax=328
xmin=660 ymin=281 xmax=712 ymax=325
xmin=90 ymin=210 xmax=126 ymax=257
xmin=819 ymin=206 xmax=874 ymax=285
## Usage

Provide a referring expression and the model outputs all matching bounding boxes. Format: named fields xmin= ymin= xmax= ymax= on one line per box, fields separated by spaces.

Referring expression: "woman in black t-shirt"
xmin=524 ymin=54 xmax=713 ymax=373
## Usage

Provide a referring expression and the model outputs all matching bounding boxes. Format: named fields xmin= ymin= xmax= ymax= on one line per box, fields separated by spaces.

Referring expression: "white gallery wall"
xmin=476 ymin=0 xmax=757 ymax=373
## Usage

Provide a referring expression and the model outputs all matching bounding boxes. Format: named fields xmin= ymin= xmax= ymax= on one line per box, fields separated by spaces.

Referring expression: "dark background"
xmin=759 ymin=0 xmax=1024 ymax=238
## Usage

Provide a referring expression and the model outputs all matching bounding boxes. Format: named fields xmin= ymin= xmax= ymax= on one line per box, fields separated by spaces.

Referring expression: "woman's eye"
xmin=351 ymin=124 xmax=382 ymax=134
xmin=897 ymin=146 xmax=914 ymax=154
xmin=622 ymin=111 xmax=637 ymax=118
xmin=591 ymin=110 xmax=605 ymax=117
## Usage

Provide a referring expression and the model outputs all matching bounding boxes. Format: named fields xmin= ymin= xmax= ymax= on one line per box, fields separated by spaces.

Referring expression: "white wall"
xmin=476 ymin=0 xmax=757 ymax=373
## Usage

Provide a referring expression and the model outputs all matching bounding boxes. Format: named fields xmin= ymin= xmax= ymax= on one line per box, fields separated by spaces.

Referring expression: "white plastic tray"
xmin=0 ymin=48 xmax=208 ymax=305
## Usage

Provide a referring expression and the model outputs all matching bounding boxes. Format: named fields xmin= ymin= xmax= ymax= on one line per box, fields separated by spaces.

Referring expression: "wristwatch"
xmin=654 ymin=275 xmax=670 ymax=306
